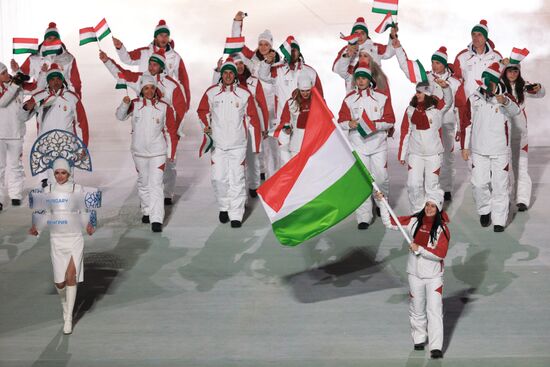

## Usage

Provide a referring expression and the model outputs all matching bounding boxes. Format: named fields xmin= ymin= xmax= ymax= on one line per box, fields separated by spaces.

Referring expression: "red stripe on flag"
xmin=95 ymin=18 xmax=107 ymax=32
xmin=362 ymin=110 xmax=377 ymax=132
xmin=512 ymin=47 xmax=529 ymax=57
xmin=13 ymin=37 xmax=38 ymax=43
xmin=406 ymin=60 xmax=417 ymax=83
xmin=376 ymin=0 xmax=399 ymax=4
xmin=79 ymin=27 xmax=95 ymax=34
xmin=226 ymin=36 xmax=245 ymax=43
xmin=257 ymin=88 xmax=335 ymax=212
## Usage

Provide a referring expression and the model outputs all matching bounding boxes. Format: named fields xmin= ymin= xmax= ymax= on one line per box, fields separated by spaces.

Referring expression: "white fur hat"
xmin=52 ymin=158 xmax=71 ymax=173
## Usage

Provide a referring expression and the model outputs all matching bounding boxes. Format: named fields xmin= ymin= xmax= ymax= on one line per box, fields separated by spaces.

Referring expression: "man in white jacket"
xmin=197 ymin=58 xmax=262 ymax=228
xmin=0 ymin=62 xmax=30 ymax=209
xmin=461 ymin=63 xmax=520 ymax=232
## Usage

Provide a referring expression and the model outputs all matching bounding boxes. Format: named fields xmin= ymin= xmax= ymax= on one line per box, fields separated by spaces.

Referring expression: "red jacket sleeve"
xmin=20 ymin=56 xmax=31 ymax=75
xmin=128 ymin=47 xmax=145 ymax=61
xmin=254 ymin=81 xmax=269 ymax=131
xmin=246 ymin=94 xmax=262 ymax=152
xmin=337 ymin=100 xmax=351 ymax=123
xmin=197 ymin=91 xmax=210 ymax=128
xmin=165 ymin=106 xmax=179 ymax=159
xmin=398 ymin=111 xmax=410 ymax=160
xmin=75 ymin=99 xmax=89 ymax=147
xmin=177 ymin=59 xmax=191 ymax=112
xmin=168 ymin=77 xmax=186 ymax=128
xmin=70 ymin=59 xmax=82 ymax=99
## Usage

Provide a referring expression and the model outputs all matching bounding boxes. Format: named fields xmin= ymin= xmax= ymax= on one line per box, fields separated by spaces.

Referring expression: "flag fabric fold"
xmin=372 ymin=0 xmax=399 ymax=15
xmin=13 ymin=38 xmax=39 ymax=54
xmin=79 ymin=27 xmax=97 ymax=46
xmin=199 ymin=134 xmax=213 ymax=157
xmin=375 ymin=12 xmax=396 ymax=33
xmin=257 ymin=88 xmax=374 ymax=246
xmin=406 ymin=59 xmax=428 ymax=83
xmin=279 ymin=36 xmax=297 ymax=62
xmin=94 ymin=18 xmax=111 ymax=41
xmin=357 ymin=110 xmax=377 ymax=137
xmin=509 ymin=47 xmax=529 ymax=64
xmin=340 ymin=33 xmax=360 ymax=45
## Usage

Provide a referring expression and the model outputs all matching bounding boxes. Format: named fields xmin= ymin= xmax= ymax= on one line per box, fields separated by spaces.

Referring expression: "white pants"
xmin=356 ymin=150 xmax=388 ymax=223
xmin=133 ymin=154 xmax=166 ymax=224
xmin=471 ymin=153 xmax=509 ymax=226
xmin=407 ymin=154 xmax=443 ymax=213
xmin=262 ymin=137 xmax=281 ymax=179
xmin=440 ymin=121 xmax=456 ymax=193
xmin=0 ymin=139 xmax=24 ymax=202
xmin=163 ymin=157 xmax=177 ymax=200
xmin=211 ymin=147 xmax=247 ymax=221
xmin=510 ymin=123 xmax=531 ymax=206
xmin=409 ymin=274 xmax=443 ymax=351
xmin=246 ymin=136 xmax=261 ymax=190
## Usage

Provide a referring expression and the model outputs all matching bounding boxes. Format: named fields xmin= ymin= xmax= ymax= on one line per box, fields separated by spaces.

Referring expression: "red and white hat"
xmin=481 ymin=62 xmax=502 ymax=85
xmin=154 ymin=20 xmax=170 ymax=38
xmin=149 ymin=48 xmax=166 ymax=69
xmin=471 ymin=19 xmax=489 ymax=40
xmin=46 ymin=63 xmax=65 ymax=83
xmin=351 ymin=17 xmax=369 ymax=36
xmin=431 ymin=46 xmax=448 ymax=67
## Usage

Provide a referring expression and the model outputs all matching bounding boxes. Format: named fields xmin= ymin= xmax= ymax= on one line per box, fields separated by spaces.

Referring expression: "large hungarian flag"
xmin=257 ymin=88 xmax=374 ymax=246
xmin=372 ymin=0 xmax=399 ymax=15
xmin=13 ymin=38 xmax=39 ymax=54
xmin=41 ymin=39 xmax=63 ymax=56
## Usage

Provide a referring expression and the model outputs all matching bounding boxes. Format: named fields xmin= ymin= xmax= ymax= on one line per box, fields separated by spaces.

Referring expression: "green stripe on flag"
xmin=372 ymin=8 xmax=398 ymax=15
xmin=417 ymin=61 xmax=428 ymax=83
xmin=271 ymin=157 xmax=373 ymax=246
xmin=279 ymin=45 xmax=291 ymax=62
xmin=97 ymin=29 xmax=111 ymax=41
xmin=13 ymin=48 xmax=37 ymax=55
xmin=224 ymin=47 xmax=243 ymax=54
xmin=115 ymin=83 xmax=127 ymax=90
xmin=79 ymin=37 xmax=97 ymax=46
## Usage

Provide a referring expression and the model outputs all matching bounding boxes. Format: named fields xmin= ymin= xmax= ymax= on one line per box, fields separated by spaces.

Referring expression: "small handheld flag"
xmin=372 ymin=0 xmax=399 ymax=15
xmin=94 ymin=18 xmax=111 ymax=41
xmin=406 ymin=59 xmax=428 ymax=83
xmin=509 ymin=47 xmax=529 ymax=65
xmin=374 ymin=12 xmax=396 ymax=33
xmin=339 ymin=33 xmax=359 ymax=45
xmin=13 ymin=38 xmax=39 ymax=55
xmin=79 ymin=27 xmax=97 ymax=46
xmin=224 ymin=37 xmax=245 ymax=54
xmin=199 ymin=134 xmax=213 ymax=157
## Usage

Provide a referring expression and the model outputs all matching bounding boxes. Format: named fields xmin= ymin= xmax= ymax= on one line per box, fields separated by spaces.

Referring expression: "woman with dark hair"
xmin=376 ymin=191 xmax=449 ymax=360
xmin=501 ymin=61 xmax=545 ymax=212
xmin=398 ymin=80 xmax=452 ymax=213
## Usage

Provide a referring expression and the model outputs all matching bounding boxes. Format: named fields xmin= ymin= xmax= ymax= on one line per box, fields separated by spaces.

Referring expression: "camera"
xmin=12 ymin=72 xmax=30 ymax=86
xmin=525 ymin=83 xmax=537 ymax=92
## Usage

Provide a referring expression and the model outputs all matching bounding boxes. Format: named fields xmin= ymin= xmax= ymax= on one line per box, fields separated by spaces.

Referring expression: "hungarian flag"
xmin=41 ymin=39 xmax=63 ymax=56
xmin=115 ymin=72 xmax=127 ymax=90
xmin=406 ymin=59 xmax=428 ymax=83
xmin=13 ymin=38 xmax=39 ymax=54
xmin=257 ymin=88 xmax=374 ymax=246
xmin=79 ymin=27 xmax=97 ymax=46
xmin=199 ymin=134 xmax=213 ymax=157
xmin=372 ymin=0 xmax=399 ymax=15
xmin=224 ymin=37 xmax=245 ymax=54
xmin=279 ymin=36 xmax=297 ymax=62
xmin=94 ymin=18 xmax=111 ymax=41
xmin=510 ymin=47 xmax=529 ymax=65
xmin=357 ymin=110 xmax=377 ymax=137
xmin=375 ymin=12 xmax=396 ymax=33
xmin=340 ymin=33 xmax=359 ymax=45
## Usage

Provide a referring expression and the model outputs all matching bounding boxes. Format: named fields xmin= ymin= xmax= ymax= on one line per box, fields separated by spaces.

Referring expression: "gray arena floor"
xmin=1 ymin=124 xmax=550 ymax=366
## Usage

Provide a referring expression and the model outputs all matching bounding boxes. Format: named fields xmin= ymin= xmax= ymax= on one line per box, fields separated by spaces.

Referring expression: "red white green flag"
xmin=224 ymin=37 xmax=245 ymax=54
xmin=41 ymin=39 xmax=63 ymax=56
xmin=372 ymin=0 xmax=399 ymax=15
xmin=257 ymin=88 xmax=374 ymax=246
xmin=199 ymin=134 xmax=213 ymax=157
xmin=279 ymin=36 xmax=297 ymax=62
xmin=357 ymin=110 xmax=377 ymax=137
xmin=115 ymin=72 xmax=127 ymax=90
xmin=79 ymin=27 xmax=97 ymax=46
xmin=510 ymin=47 xmax=529 ymax=65
xmin=94 ymin=18 xmax=111 ymax=41
xmin=375 ymin=12 xmax=396 ymax=33
xmin=406 ymin=59 xmax=428 ymax=83
xmin=13 ymin=38 xmax=39 ymax=54
xmin=340 ymin=33 xmax=359 ymax=45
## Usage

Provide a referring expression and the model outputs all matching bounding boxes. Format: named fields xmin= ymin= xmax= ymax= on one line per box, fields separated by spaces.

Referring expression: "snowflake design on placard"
xmin=30 ymin=129 xmax=92 ymax=176
xmin=85 ymin=191 xmax=102 ymax=209
xmin=89 ymin=210 xmax=97 ymax=228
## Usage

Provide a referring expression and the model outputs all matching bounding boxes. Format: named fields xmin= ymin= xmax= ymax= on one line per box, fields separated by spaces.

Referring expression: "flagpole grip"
xmin=371 ymin=181 xmax=412 ymax=244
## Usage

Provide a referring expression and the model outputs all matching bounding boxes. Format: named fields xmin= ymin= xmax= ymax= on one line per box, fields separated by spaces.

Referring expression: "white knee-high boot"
xmin=56 ymin=287 xmax=67 ymax=321
xmin=64 ymin=285 xmax=77 ymax=334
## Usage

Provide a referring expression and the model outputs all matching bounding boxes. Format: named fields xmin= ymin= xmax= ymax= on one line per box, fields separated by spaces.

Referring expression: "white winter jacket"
xmin=115 ymin=97 xmax=178 ymax=159
xmin=453 ymin=42 xmax=502 ymax=98
xmin=0 ymin=83 xmax=27 ymax=139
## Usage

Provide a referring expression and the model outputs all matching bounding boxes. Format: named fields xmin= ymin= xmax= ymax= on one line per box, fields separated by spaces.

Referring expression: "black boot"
xmin=376 ymin=207 xmax=381 ymax=217
xmin=260 ymin=173 xmax=266 ymax=181
xmin=480 ymin=213 xmax=491 ymax=227
xmin=430 ymin=349 xmax=443 ymax=359
xmin=11 ymin=199 xmax=21 ymax=206
xmin=249 ymin=189 xmax=258 ymax=198
xmin=151 ymin=222 xmax=162 ymax=232
xmin=414 ymin=343 xmax=425 ymax=351
xmin=41 ymin=178 xmax=48 ymax=188
xmin=141 ymin=215 xmax=150 ymax=224
xmin=230 ymin=220 xmax=242 ymax=228
xmin=494 ymin=225 xmax=505 ymax=233
xmin=0 ymin=203 xmax=3 ymax=211
xmin=164 ymin=198 xmax=173 ymax=205
xmin=517 ymin=203 xmax=528 ymax=212
xmin=444 ymin=191 xmax=452 ymax=201
xmin=219 ymin=211 xmax=229 ymax=223
xmin=357 ymin=222 xmax=369 ymax=230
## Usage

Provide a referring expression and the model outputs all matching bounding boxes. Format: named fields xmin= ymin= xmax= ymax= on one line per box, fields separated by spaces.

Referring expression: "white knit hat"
xmin=297 ymin=73 xmax=314 ymax=90
xmin=140 ymin=74 xmax=158 ymax=91
xmin=52 ymin=158 xmax=71 ymax=173
xmin=416 ymin=81 xmax=432 ymax=96
xmin=258 ymin=29 xmax=273 ymax=46
xmin=0 ymin=62 xmax=7 ymax=73
xmin=425 ymin=191 xmax=443 ymax=211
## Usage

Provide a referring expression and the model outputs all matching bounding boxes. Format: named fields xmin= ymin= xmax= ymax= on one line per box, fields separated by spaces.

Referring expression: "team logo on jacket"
xmin=63 ymin=105 xmax=67 ymax=111
xmin=156 ymin=118 xmax=160 ymax=124
xmin=236 ymin=102 xmax=240 ymax=108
